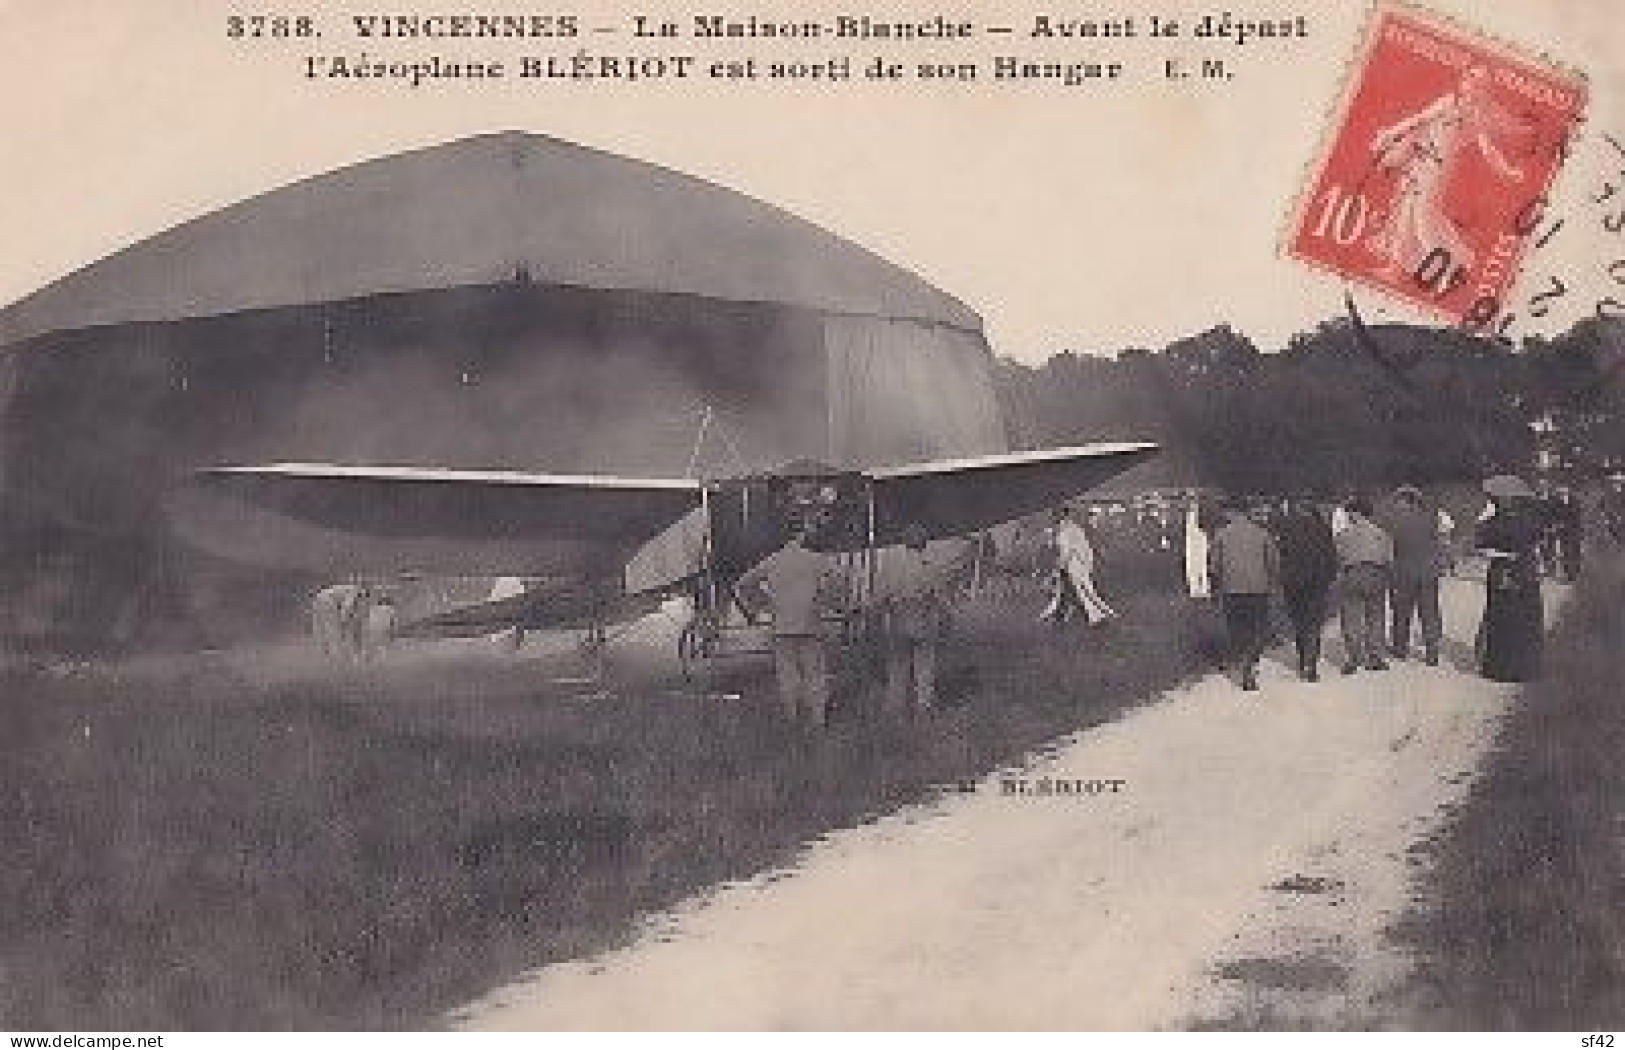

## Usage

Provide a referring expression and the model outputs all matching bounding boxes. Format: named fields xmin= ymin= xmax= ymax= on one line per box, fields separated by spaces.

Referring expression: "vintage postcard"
xmin=1 ymin=0 xmax=1622 ymax=1034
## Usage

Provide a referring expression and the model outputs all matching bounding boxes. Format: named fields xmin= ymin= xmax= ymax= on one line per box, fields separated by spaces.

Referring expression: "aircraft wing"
xmin=166 ymin=463 xmax=703 ymax=577
xmin=861 ymin=442 xmax=1159 ymax=547
xmin=397 ymin=578 xmax=670 ymax=639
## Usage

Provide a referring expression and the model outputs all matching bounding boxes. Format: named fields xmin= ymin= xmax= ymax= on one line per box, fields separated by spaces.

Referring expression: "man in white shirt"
xmin=1184 ymin=499 xmax=1211 ymax=599
xmin=1334 ymin=497 xmax=1395 ymax=674
xmin=1042 ymin=507 xmax=1118 ymax=626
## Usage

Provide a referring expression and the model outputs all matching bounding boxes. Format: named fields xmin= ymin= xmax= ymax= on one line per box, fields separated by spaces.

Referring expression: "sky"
xmin=0 ymin=0 xmax=1620 ymax=363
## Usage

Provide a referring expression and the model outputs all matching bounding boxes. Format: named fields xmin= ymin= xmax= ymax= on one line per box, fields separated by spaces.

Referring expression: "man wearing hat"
xmin=1333 ymin=495 xmax=1395 ymax=674
xmin=1273 ymin=494 xmax=1338 ymax=681
xmin=1549 ymin=485 xmax=1584 ymax=582
xmin=878 ymin=523 xmax=950 ymax=714
xmin=1207 ymin=498 xmax=1280 ymax=692
xmin=739 ymin=524 xmax=840 ymax=727
xmin=1383 ymin=485 xmax=1446 ymax=665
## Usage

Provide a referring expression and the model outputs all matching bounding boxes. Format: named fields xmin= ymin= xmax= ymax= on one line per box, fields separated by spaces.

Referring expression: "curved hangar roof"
xmin=0 ymin=131 xmax=982 ymax=347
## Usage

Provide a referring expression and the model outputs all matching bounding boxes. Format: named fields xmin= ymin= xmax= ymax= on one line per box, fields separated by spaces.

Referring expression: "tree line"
xmin=994 ymin=315 xmax=1625 ymax=494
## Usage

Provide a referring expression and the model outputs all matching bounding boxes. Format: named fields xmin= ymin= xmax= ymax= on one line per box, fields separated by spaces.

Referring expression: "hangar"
xmin=0 ymin=131 xmax=1007 ymax=650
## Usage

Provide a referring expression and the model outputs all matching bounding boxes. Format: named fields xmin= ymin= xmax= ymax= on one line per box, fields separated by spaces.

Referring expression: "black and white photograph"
xmin=0 ymin=0 xmax=1622 ymax=1033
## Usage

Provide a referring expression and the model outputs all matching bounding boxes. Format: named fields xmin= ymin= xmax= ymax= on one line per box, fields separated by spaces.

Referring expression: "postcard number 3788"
xmin=225 ymin=14 xmax=320 ymax=38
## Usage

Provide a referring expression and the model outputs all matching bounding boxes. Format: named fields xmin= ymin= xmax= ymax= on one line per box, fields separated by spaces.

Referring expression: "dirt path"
xmin=455 ymin=578 xmax=1538 ymax=1030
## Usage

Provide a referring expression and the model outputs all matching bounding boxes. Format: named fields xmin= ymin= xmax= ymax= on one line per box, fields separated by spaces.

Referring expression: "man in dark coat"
xmin=1549 ymin=486 xmax=1583 ymax=582
xmin=1272 ymin=496 xmax=1338 ymax=681
xmin=1383 ymin=485 xmax=1446 ymax=665
xmin=1208 ymin=500 xmax=1281 ymax=692
xmin=879 ymin=525 xmax=950 ymax=714
xmin=1605 ymin=477 xmax=1625 ymax=544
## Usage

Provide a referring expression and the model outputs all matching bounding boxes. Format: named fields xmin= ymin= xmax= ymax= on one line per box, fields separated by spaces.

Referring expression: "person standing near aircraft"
xmin=310 ymin=583 xmax=349 ymax=658
xmin=739 ymin=526 xmax=839 ymax=728
xmin=360 ymin=592 xmax=397 ymax=664
xmin=310 ymin=580 xmax=367 ymax=662
xmin=1208 ymin=499 xmax=1280 ymax=692
xmin=344 ymin=583 xmax=376 ymax=661
xmin=879 ymin=525 xmax=949 ymax=715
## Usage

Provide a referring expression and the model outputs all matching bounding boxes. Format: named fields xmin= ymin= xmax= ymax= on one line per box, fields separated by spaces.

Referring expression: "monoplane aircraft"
xmin=167 ymin=441 xmax=1158 ymax=662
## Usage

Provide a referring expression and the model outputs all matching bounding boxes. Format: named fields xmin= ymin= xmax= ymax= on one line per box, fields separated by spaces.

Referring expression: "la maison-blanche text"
xmin=226 ymin=12 xmax=1308 ymax=43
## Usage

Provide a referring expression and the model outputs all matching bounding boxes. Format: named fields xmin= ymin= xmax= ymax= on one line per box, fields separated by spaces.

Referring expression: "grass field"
xmin=0 ymin=554 xmax=1208 ymax=1030
xmin=1396 ymin=545 xmax=1625 ymax=1029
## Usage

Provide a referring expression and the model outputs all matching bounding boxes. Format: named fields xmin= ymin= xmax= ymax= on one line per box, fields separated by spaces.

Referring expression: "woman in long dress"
xmin=1475 ymin=485 xmax=1545 ymax=683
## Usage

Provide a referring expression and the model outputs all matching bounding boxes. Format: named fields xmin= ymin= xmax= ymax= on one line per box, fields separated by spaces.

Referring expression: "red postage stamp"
xmin=1287 ymin=3 xmax=1588 ymax=329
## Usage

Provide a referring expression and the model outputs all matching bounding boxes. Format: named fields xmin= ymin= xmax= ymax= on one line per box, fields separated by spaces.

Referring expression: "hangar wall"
xmin=825 ymin=315 xmax=1005 ymax=468
xmin=0 ymin=282 xmax=1005 ymax=650
xmin=0 ymin=131 xmax=1007 ymax=651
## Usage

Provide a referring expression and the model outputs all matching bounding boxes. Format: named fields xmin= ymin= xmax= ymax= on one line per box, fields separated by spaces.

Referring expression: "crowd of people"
xmin=737 ymin=522 xmax=958 ymax=729
xmin=309 ymin=581 xmax=397 ymax=663
xmin=737 ymin=471 xmax=1591 ymax=725
xmin=313 ymin=471 xmax=1620 ymax=720
xmin=1197 ymin=475 xmax=1562 ymax=692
